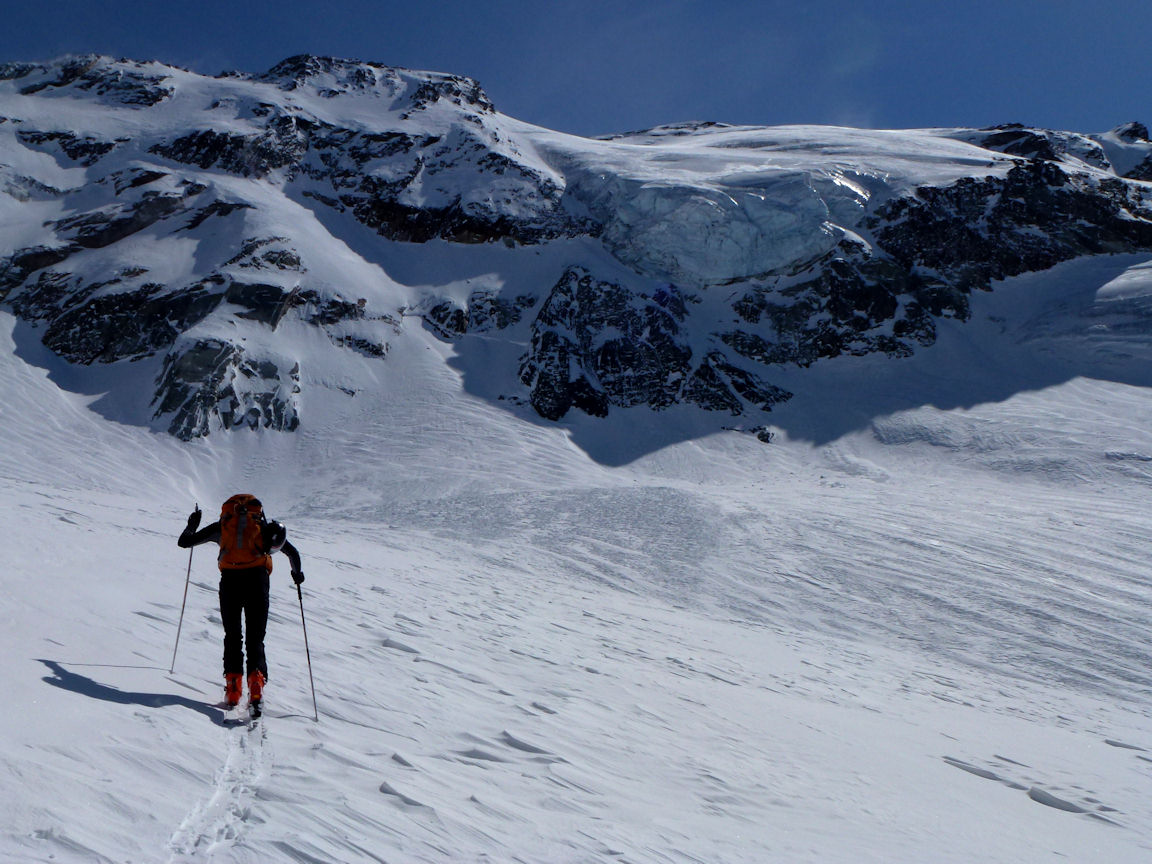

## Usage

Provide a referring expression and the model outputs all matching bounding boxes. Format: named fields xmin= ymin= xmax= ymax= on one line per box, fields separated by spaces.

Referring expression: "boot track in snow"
xmin=168 ymin=704 xmax=268 ymax=860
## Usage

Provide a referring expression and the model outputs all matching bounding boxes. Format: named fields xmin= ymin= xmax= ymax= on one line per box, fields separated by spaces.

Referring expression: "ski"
xmin=222 ymin=706 xmax=248 ymax=727
xmin=216 ymin=695 xmax=263 ymax=727
xmin=222 ymin=709 xmax=262 ymax=727
xmin=218 ymin=699 xmax=261 ymax=727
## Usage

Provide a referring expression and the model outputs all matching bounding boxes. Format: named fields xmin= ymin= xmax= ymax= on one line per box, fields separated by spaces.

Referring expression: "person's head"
xmin=267 ymin=520 xmax=287 ymax=552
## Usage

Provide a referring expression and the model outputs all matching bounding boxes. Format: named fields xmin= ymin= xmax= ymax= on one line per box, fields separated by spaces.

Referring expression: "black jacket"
xmin=178 ymin=520 xmax=303 ymax=574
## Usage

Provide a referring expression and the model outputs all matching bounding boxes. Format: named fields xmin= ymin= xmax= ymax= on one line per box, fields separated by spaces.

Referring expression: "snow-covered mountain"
xmin=3 ymin=54 xmax=1152 ymax=863
xmin=4 ymin=54 xmax=1152 ymax=444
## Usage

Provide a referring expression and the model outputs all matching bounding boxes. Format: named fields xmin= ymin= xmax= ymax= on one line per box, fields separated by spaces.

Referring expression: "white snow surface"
xmin=3 ymin=249 xmax=1152 ymax=862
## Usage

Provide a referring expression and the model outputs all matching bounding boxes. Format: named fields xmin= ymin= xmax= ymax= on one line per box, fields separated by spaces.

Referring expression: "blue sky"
xmin=1 ymin=0 xmax=1148 ymax=137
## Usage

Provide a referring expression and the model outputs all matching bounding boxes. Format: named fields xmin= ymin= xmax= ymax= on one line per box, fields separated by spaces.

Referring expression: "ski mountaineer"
xmin=177 ymin=494 xmax=304 ymax=711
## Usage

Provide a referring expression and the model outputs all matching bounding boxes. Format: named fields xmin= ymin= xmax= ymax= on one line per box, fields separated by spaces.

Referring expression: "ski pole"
xmin=169 ymin=505 xmax=198 ymax=673
xmin=297 ymin=582 xmax=319 ymax=721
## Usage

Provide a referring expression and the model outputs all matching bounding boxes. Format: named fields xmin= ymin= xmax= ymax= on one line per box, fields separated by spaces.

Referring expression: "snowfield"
xmin=3 ymin=248 xmax=1152 ymax=862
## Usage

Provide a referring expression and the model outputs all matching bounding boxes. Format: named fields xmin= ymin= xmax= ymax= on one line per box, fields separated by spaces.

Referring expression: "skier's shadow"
xmin=38 ymin=659 xmax=228 ymax=726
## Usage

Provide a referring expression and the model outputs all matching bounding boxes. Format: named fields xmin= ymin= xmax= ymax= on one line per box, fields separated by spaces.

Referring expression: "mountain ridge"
xmin=2 ymin=53 xmax=1152 ymax=445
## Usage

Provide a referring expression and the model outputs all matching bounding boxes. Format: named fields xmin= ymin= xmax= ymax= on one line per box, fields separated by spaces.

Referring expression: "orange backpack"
xmin=218 ymin=494 xmax=272 ymax=573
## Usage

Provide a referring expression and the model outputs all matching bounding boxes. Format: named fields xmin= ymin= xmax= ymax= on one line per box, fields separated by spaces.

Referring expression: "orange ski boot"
xmin=247 ymin=671 xmax=265 ymax=711
xmin=224 ymin=673 xmax=243 ymax=707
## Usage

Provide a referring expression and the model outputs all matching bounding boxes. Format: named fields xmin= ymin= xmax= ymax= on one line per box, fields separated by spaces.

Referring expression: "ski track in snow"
xmin=168 ymin=719 xmax=269 ymax=861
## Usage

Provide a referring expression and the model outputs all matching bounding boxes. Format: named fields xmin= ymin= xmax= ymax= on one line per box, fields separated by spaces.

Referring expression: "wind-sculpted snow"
xmin=3 ymin=54 xmax=1152 ymax=446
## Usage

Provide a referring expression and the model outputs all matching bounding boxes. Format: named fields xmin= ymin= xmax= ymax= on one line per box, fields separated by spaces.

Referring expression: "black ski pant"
xmin=218 ymin=566 xmax=270 ymax=680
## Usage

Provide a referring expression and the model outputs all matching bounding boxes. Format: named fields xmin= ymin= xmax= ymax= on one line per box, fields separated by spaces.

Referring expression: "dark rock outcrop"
xmin=426 ymin=290 xmax=537 ymax=337
xmin=871 ymin=160 xmax=1152 ymax=289
xmin=12 ymin=56 xmax=173 ymax=106
xmin=153 ymin=339 xmax=301 ymax=440
xmin=42 ymin=282 xmax=222 ymax=364
xmin=147 ymin=109 xmax=581 ymax=244
xmin=517 ymin=267 xmax=790 ymax=420
xmin=15 ymin=129 xmax=117 ymax=165
xmin=150 ymin=116 xmax=309 ymax=177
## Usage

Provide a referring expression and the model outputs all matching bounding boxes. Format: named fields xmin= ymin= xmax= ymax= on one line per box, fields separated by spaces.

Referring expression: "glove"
xmin=186 ymin=506 xmax=201 ymax=532
xmin=291 ymin=570 xmax=305 ymax=585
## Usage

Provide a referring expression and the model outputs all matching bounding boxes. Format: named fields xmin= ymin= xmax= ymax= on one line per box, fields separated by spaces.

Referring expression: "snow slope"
xmin=3 ymin=248 xmax=1152 ymax=862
